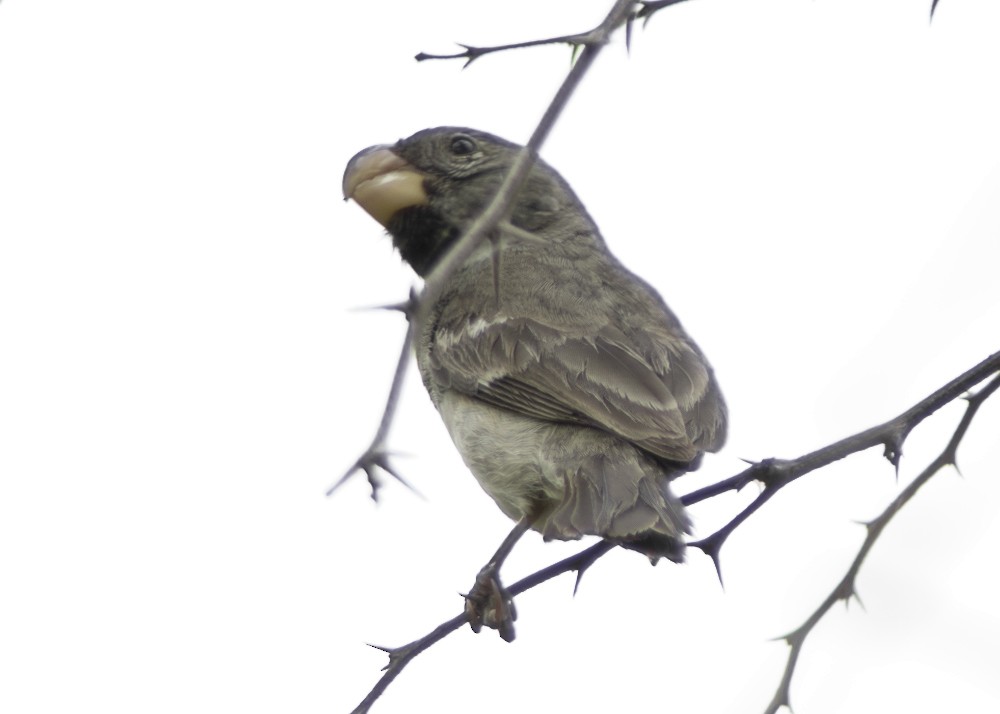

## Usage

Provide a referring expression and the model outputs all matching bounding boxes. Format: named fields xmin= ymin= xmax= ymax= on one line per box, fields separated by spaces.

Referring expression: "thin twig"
xmin=339 ymin=1 xmax=983 ymax=710
xmin=347 ymin=351 xmax=999 ymax=713
xmin=349 ymin=542 xmax=615 ymax=714
xmin=415 ymin=33 xmax=594 ymax=67
xmin=686 ymin=350 xmax=1000 ymax=575
xmin=416 ymin=0 xmax=636 ymax=324
xmin=336 ymin=0 xmax=637 ymax=499
xmin=760 ymin=373 xmax=1000 ymax=714
xmin=414 ymin=0 xmax=656 ymax=66
xmin=327 ymin=313 xmax=418 ymax=500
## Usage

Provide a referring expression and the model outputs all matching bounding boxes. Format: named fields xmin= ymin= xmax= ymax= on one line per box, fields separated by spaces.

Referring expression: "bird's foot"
xmin=464 ymin=564 xmax=517 ymax=642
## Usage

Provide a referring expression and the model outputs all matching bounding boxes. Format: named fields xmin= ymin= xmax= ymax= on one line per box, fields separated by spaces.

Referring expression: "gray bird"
xmin=343 ymin=127 xmax=727 ymax=640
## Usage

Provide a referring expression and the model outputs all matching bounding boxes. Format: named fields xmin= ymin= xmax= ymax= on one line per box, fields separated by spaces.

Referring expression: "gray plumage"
xmin=344 ymin=127 xmax=727 ymax=562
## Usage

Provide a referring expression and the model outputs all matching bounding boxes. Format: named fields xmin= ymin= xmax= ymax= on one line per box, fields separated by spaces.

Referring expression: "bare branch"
xmin=414 ymin=0 xmax=655 ymax=66
xmin=412 ymin=0 xmax=705 ymax=67
xmin=685 ymin=349 xmax=1000 ymax=569
xmin=335 ymin=0 xmax=637 ymax=499
xmin=327 ymin=305 xmax=418 ymax=500
xmin=760 ymin=373 xmax=1000 ymax=714
xmin=338 ymin=2 xmax=992 ymax=711
xmin=416 ymin=0 xmax=636 ymax=321
xmin=346 ymin=352 xmax=1000 ymax=713
xmin=415 ymin=33 xmax=595 ymax=67
xmin=349 ymin=542 xmax=615 ymax=714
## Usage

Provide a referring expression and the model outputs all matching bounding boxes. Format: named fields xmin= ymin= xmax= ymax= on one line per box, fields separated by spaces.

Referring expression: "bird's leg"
xmin=464 ymin=516 xmax=532 ymax=642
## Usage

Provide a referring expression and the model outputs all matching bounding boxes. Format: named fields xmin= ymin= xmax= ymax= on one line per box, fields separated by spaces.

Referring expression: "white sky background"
xmin=1 ymin=0 xmax=999 ymax=712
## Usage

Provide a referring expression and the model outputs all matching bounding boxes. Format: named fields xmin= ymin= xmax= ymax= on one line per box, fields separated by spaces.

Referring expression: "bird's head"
xmin=343 ymin=127 xmax=593 ymax=276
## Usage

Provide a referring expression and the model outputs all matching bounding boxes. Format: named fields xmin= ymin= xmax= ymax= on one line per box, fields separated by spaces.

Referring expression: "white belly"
xmin=437 ymin=391 xmax=561 ymax=522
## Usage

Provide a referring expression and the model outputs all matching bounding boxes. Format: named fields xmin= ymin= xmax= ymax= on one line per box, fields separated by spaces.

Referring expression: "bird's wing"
xmin=429 ymin=316 xmax=723 ymax=463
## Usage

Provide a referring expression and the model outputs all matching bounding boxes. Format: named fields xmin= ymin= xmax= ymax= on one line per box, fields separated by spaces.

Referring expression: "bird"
xmin=343 ymin=127 xmax=727 ymax=640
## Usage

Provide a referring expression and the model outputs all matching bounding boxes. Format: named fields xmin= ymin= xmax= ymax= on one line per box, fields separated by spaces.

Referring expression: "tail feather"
xmin=542 ymin=451 xmax=689 ymax=563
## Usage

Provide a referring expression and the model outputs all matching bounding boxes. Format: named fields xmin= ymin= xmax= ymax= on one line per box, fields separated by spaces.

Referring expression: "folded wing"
xmin=429 ymin=316 xmax=725 ymax=464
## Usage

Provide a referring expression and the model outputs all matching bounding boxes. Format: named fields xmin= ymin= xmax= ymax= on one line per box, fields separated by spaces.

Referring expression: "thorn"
xmin=325 ymin=465 xmax=358 ymax=497
xmin=349 ymin=295 xmax=417 ymax=317
xmin=348 ymin=301 xmax=402 ymax=313
xmin=710 ymin=552 xmax=725 ymax=590
xmin=625 ymin=12 xmax=634 ymax=53
xmin=770 ymin=623 xmax=805 ymax=647
xmin=327 ymin=448 xmax=421 ymax=501
xmin=642 ymin=7 xmax=655 ymax=29
xmin=570 ymin=42 xmax=582 ymax=66
xmin=693 ymin=540 xmax=725 ymax=589
xmin=833 ymin=575 xmax=859 ymax=605
xmin=375 ymin=456 xmax=425 ymax=499
xmin=883 ymin=438 xmax=903 ymax=476
xmin=366 ymin=642 xmax=392 ymax=654
xmin=454 ymin=45 xmax=479 ymax=70
xmin=572 ymin=548 xmax=604 ymax=595
xmin=852 ymin=589 xmax=866 ymax=612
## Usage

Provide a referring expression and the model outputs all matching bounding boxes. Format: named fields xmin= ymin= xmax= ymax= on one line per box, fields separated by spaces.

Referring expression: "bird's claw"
xmin=464 ymin=565 xmax=517 ymax=642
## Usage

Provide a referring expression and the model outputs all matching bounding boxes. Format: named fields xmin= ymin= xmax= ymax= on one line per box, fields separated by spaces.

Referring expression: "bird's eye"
xmin=449 ymin=135 xmax=477 ymax=156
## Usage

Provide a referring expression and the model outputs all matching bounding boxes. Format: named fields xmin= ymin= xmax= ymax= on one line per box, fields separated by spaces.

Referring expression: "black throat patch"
xmin=387 ymin=205 xmax=461 ymax=277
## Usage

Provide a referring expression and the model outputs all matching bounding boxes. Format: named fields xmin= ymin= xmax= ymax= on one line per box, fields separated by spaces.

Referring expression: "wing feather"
xmin=430 ymin=316 xmax=723 ymax=463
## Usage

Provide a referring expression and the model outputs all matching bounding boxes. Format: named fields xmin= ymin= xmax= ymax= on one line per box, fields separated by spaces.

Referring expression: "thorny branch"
xmin=327 ymin=299 xmax=417 ymax=500
xmin=415 ymin=32 xmax=604 ymax=67
xmin=333 ymin=0 xmax=951 ymax=506
xmin=337 ymin=1 xmax=972 ymax=712
xmin=350 ymin=541 xmax=616 ymax=714
xmin=687 ymin=350 xmax=1000 ymax=578
xmin=346 ymin=351 xmax=1000 ymax=714
xmin=761 ymin=372 xmax=1000 ymax=714
xmin=331 ymin=0 xmax=638 ymax=502
xmin=415 ymin=0 xmax=636 ymax=323
xmin=412 ymin=1 xmax=694 ymax=68
xmin=412 ymin=0 xmax=943 ymax=67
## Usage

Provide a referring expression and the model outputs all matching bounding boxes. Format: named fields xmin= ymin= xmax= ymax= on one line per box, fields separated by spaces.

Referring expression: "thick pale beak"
xmin=342 ymin=146 xmax=429 ymax=227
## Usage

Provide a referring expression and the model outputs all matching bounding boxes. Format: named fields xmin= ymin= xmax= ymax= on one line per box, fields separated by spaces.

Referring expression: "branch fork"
xmin=336 ymin=0 xmax=984 ymax=711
